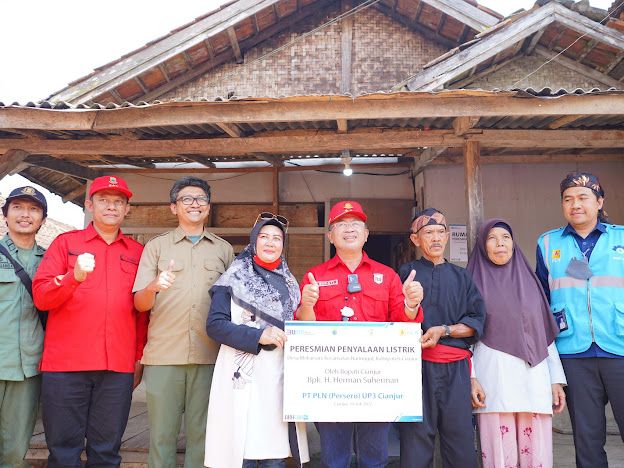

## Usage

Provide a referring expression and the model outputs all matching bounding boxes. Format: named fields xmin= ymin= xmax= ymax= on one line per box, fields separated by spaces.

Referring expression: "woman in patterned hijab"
xmin=204 ymin=214 xmax=309 ymax=468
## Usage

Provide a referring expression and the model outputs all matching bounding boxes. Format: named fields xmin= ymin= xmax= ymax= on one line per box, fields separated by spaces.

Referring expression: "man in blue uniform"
xmin=536 ymin=172 xmax=624 ymax=468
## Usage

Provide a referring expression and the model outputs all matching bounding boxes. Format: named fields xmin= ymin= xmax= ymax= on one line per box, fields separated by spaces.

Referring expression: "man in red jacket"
xmin=33 ymin=176 xmax=148 ymax=468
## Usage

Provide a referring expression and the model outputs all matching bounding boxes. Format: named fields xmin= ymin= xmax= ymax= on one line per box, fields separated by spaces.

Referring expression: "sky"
xmin=0 ymin=0 xmax=614 ymax=226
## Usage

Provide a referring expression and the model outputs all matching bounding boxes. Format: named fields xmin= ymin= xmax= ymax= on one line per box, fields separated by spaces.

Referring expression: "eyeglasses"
xmin=255 ymin=211 xmax=289 ymax=231
xmin=176 ymin=196 xmax=210 ymax=206
xmin=332 ymin=220 xmax=366 ymax=231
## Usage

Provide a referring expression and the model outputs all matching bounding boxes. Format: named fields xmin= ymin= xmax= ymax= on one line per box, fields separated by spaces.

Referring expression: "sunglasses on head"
xmin=255 ymin=211 xmax=289 ymax=231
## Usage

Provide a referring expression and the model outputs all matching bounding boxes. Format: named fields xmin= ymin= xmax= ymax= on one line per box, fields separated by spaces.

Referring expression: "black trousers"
xmin=398 ymin=359 xmax=477 ymax=468
xmin=561 ymin=357 xmax=624 ymax=468
xmin=41 ymin=371 xmax=134 ymax=468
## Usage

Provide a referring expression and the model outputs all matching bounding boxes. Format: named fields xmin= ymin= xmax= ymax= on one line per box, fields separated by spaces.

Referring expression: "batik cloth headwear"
xmin=560 ymin=172 xmax=604 ymax=198
xmin=466 ymin=218 xmax=560 ymax=367
xmin=559 ymin=171 xmax=608 ymax=221
xmin=211 ymin=217 xmax=300 ymax=329
xmin=411 ymin=207 xmax=448 ymax=234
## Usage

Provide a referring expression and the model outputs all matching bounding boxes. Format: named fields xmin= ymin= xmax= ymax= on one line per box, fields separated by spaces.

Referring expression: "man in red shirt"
xmin=297 ymin=200 xmax=423 ymax=468
xmin=33 ymin=176 xmax=147 ymax=468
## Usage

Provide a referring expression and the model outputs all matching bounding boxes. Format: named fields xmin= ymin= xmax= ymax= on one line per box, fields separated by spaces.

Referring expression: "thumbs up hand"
xmin=402 ymin=269 xmax=423 ymax=309
xmin=149 ymin=259 xmax=176 ymax=292
xmin=301 ymin=272 xmax=320 ymax=309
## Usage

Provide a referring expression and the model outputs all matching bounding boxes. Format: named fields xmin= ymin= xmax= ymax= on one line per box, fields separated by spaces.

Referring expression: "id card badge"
xmin=553 ymin=309 xmax=569 ymax=332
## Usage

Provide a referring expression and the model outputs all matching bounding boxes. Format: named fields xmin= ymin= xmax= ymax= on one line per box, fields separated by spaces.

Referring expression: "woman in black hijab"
xmin=204 ymin=213 xmax=309 ymax=468
xmin=467 ymin=219 xmax=566 ymax=468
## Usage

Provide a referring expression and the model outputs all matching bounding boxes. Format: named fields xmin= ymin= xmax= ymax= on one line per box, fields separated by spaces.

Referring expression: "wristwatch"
xmin=442 ymin=324 xmax=452 ymax=337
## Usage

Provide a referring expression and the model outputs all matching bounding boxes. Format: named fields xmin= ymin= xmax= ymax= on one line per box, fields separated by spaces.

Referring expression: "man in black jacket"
xmin=398 ymin=207 xmax=486 ymax=468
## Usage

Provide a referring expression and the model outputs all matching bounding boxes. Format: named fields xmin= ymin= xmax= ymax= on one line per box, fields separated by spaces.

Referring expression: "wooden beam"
xmin=62 ymin=184 xmax=87 ymax=203
xmin=453 ymin=116 xmax=479 ymax=135
xmin=336 ymin=119 xmax=348 ymax=133
xmin=547 ymin=114 xmax=586 ymax=129
xmin=534 ymin=46 xmax=622 ymax=88
xmin=227 ymin=27 xmax=244 ymax=64
xmin=254 ymin=153 xmax=284 ymax=166
xmin=272 ymin=165 xmax=279 ymax=213
xmin=7 ymin=92 xmax=624 ymax=132
xmin=603 ymin=51 xmax=624 ymax=74
xmin=340 ymin=9 xmax=353 ymax=94
xmin=407 ymin=4 xmax=558 ymax=90
xmin=4 ymin=129 xmax=624 ymax=159
xmin=157 ymin=64 xmax=171 ymax=82
xmin=25 ymin=156 xmax=101 ymax=180
xmin=463 ymin=140 xmax=482 ymax=253
xmin=552 ymin=3 xmax=624 ymax=52
xmin=215 ymin=122 xmax=243 ymax=138
xmin=525 ymin=29 xmax=545 ymax=55
xmin=374 ymin=3 xmax=458 ymax=50
xmin=458 ymin=24 xmax=471 ymax=44
xmin=109 ymin=89 xmax=125 ymax=104
xmin=431 ymin=152 xmax=624 ymax=165
xmin=134 ymin=77 xmax=149 ymax=95
xmin=419 ymin=0 xmax=498 ymax=31
xmin=412 ymin=147 xmax=447 ymax=174
xmin=0 ymin=149 xmax=29 ymax=178
xmin=412 ymin=1 xmax=423 ymax=22
xmin=577 ymin=39 xmax=598 ymax=63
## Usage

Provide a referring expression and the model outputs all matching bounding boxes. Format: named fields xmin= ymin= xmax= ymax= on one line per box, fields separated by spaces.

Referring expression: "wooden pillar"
xmin=0 ymin=149 xmax=29 ymax=179
xmin=340 ymin=0 xmax=353 ymax=94
xmin=272 ymin=165 xmax=280 ymax=214
xmin=463 ymin=140 xmax=483 ymax=254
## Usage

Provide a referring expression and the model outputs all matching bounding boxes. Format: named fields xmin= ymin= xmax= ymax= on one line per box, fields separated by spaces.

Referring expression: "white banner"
xmin=283 ymin=321 xmax=422 ymax=422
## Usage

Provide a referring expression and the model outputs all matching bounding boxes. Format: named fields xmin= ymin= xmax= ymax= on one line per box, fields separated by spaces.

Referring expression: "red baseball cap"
xmin=89 ymin=175 xmax=133 ymax=199
xmin=328 ymin=200 xmax=367 ymax=224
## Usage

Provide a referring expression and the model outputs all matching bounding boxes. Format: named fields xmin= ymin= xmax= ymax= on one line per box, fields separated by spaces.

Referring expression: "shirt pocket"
xmin=203 ymin=259 xmax=225 ymax=288
xmin=0 ymin=268 xmax=19 ymax=301
xmin=120 ymin=255 xmax=140 ymax=287
xmin=614 ymin=303 xmax=624 ymax=337
xmin=316 ymin=286 xmax=343 ymax=321
xmin=361 ymin=288 xmax=390 ymax=321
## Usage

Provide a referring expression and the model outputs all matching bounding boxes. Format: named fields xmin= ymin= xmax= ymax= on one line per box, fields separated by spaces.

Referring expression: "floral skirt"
xmin=477 ymin=412 xmax=552 ymax=468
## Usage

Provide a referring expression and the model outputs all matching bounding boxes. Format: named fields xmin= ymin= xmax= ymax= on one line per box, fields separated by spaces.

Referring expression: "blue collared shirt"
xmin=536 ymin=221 xmax=621 ymax=359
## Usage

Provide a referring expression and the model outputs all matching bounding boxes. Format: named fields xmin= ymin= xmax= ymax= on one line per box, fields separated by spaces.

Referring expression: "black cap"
xmin=2 ymin=186 xmax=48 ymax=217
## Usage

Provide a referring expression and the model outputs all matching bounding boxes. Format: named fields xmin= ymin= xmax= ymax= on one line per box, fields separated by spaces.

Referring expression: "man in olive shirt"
xmin=0 ymin=186 xmax=47 ymax=467
xmin=133 ymin=177 xmax=234 ymax=468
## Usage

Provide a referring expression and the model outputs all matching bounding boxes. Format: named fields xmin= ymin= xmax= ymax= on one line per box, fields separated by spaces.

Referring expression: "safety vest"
xmin=537 ymin=224 xmax=624 ymax=355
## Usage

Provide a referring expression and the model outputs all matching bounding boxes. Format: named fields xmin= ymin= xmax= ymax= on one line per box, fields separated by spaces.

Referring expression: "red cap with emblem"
xmin=328 ymin=200 xmax=367 ymax=224
xmin=89 ymin=175 xmax=133 ymax=199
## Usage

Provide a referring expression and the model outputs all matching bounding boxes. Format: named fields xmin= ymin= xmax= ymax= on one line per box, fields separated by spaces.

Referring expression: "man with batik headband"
xmin=297 ymin=200 xmax=424 ymax=468
xmin=0 ymin=186 xmax=47 ymax=468
xmin=398 ymin=207 xmax=486 ymax=468
xmin=536 ymin=172 xmax=624 ymax=468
